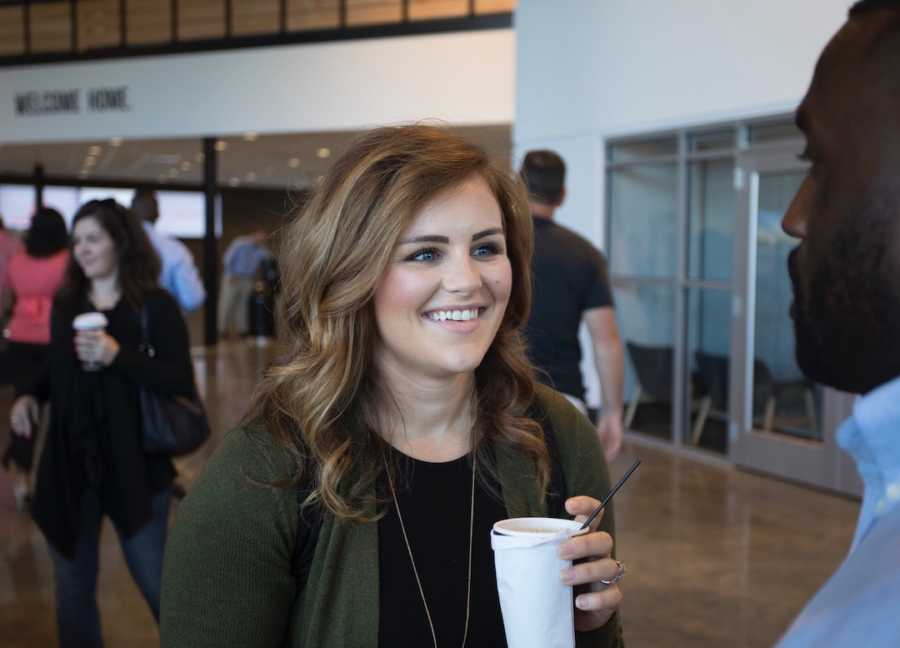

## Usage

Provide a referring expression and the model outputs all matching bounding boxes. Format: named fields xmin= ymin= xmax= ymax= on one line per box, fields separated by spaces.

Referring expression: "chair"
xmin=623 ymin=342 xmax=676 ymax=430
xmin=692 ymin=351 xmax=778 ymax=444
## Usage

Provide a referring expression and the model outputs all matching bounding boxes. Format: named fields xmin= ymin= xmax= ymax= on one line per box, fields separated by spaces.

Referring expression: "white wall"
xmin=516 ymin=0 xmax=850 ymax=143
xmin=514 ymin=0 xmax=851 ymax=408
xmin=1 ymin=29 xmax=514 ymax=143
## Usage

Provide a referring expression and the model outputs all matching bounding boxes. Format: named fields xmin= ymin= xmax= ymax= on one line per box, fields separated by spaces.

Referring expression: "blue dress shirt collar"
xmin=837 ymin=374 xmax=900 ymax=550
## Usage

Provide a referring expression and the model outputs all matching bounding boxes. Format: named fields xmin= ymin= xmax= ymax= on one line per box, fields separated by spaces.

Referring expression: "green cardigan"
xmin=161 ymin=385 xmax=625 ymax=647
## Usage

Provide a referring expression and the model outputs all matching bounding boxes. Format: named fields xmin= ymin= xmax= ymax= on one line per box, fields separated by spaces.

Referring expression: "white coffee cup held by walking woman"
xmin=73 ymin=312 xmax=111 ymax=371
xmin=71 ymin=213 xmax=122 ymax=371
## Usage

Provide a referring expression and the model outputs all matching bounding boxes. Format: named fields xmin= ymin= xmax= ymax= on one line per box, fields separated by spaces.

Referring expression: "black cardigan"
xmin=24 ymin=289 xmax=195 ymax=558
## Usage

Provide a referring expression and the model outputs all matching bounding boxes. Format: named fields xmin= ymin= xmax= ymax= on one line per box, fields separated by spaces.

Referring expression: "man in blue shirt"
xmin=132 ymin=190 xmax=206 ymax=312
xmin=777 ymin=1 xmax=900 ymax=645
xmin=218 ymin=229 xmax=271 ymax=339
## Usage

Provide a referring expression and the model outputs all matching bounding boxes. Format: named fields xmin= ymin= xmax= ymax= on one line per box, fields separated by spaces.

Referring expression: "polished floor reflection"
xmin=0 ymin=343 xmax=858 ymax=647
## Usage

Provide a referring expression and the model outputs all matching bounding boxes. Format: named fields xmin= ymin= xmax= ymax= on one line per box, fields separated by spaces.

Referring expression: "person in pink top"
xmin=1 ymin=207 xmax=69 ymax=509
xmin=0 ymin=216 xmax=23 ymax=321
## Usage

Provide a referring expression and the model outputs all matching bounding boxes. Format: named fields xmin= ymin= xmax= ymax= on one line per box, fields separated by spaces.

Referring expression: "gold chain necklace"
xmin=384 ymin=452 xmax=476 ymax=648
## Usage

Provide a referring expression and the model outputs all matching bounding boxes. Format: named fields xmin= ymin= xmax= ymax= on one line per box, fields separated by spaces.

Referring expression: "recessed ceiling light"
xmin=215 ymin=140 xmax=227 ymax=152
xmin=245 ymin=171 xmax=256 ymax=182
xmin=88 ymin=145 xmax=102 ymax=156
xmin=288 ymin=158 xmax=300 ymax=168
xmin=317 ymin=147 xmax=330 ymax=159
xmin=243 ymin=132 xmax=258 ymax=142
xmin=229 ymin=177 xmax=240 ymax=187
xmin=110 ymin=137 xmax=123 ymax=147
xmin=180 ymin=161 xmax=191 ymax=171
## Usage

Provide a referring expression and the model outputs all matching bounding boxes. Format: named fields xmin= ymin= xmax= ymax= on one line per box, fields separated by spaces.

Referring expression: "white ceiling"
xmin=0 ymin=124 xmax=512 ymax=190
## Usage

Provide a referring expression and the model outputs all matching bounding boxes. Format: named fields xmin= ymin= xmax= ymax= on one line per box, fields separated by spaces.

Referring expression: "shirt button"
xmin=886 ymin=483 xmax=900 ymax=502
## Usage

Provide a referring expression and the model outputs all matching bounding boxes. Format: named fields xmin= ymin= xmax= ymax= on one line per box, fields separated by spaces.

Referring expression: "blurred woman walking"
xmin=10 ymin=199 xmax=197 ymax=648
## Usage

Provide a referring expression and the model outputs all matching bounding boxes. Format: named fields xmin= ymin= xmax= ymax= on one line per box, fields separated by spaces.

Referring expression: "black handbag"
xmin=138 ymin=306 xmax=210 ymax=456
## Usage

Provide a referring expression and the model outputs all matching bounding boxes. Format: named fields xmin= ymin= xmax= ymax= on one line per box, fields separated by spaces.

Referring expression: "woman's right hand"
xmin=10 ymin=396 xmax=39 ymax=439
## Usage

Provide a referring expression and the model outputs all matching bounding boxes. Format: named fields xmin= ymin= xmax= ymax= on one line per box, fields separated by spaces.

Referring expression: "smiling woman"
xmin=373 ymin=175 xmax=514 ymax=399
xmin=254 ymin=125 xmax=540 ymax=513
xmin=161 ymin=125 xmax=626 ymax=648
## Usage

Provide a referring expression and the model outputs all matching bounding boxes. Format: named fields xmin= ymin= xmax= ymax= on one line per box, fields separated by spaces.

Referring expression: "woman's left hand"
xmin=74 ymin=330 xmax=120 ymax=367
xmin=558 ymin=495 xmax=624 ymax=632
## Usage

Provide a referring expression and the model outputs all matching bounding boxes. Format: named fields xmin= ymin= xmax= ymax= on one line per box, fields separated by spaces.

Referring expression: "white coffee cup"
xmin=72 ymin=312 xmax=109 ymax=371
xmin=491 ymin=517 xmax=588 ymax=648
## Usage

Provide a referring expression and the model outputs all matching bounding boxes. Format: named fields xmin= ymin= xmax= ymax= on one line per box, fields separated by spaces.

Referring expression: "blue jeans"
xmin=48 ymin=488 xmax=171 ymax=648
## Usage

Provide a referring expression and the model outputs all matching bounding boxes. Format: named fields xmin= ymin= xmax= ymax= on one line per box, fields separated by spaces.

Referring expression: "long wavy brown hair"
xmin=250 ymin=125 xmax=548 ymax=520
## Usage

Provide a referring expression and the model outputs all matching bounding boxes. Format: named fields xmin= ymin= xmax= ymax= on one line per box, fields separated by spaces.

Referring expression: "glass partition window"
xmin=749 ymin=119 xmax=802 ymax=145
xmin=685 ymin=287 xmax=731 ymax=452
xmin=0 ymin=186 xmax=43 ymax=231
xmin=0 ymin=185 xmax=219 ymax=239
xmin=754 ymin=172 xmax=822 ymax=440
xmin=608 ymin=164 xmax=678 ymax=278
xmin=618 ymin=283 xmax=675 ymax=443
xmin=608 ymin=116 xmax=802 ymax=456
xmin=687 ymin=159 xmax=736 ymax=282
xmin=608 ymin=137 xmax=678 ymax=444
xmin=78 ymin=187 xmax=221 ymax=238
xmin=689 ymin=129 xmax=734 ymax=154
xmin=0 ymin=186 xmax=80 ymax=231
xmin=608 ymin=137 xmax=677 ymax=164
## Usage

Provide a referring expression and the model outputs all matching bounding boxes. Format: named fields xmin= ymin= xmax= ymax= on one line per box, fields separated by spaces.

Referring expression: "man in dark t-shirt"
xmin=521 ymin=150 xmax=625 ymax=461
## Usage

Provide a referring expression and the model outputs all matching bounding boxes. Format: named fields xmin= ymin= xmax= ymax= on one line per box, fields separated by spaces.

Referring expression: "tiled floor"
xmin=0 ymin=342 xmax=859 ymax=647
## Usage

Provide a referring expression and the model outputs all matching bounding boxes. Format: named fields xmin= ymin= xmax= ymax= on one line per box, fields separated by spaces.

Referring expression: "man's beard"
xmin=788 ymin=213 xmax=900 ymax=394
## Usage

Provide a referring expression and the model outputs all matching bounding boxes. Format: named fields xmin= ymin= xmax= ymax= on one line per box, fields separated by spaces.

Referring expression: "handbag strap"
xmin=138 ymin=304 xmax=157 ymax=358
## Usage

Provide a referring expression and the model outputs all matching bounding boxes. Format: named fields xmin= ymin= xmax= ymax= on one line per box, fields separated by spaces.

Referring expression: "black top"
xmin=525 ymin=217 xmax=614 ymax=402
xmin=378 ymin=450 xmax=509 ymax=648
xmin=25 ymin=289 xmax=195 ymax=558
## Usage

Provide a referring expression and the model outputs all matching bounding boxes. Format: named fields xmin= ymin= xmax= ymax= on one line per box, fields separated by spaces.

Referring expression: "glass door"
xmin=730 ymin=148 xmax=861 ymax=495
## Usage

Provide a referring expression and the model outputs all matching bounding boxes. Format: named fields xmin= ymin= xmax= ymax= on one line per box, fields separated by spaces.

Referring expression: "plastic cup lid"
xmin=492 ymin=517 xmax=584 ymax=538
xmin=73 ymin=312 xmax=109 ymax=330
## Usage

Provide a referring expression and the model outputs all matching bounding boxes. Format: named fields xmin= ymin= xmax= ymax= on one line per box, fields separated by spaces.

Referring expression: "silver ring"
xmin=599 ymin=560 xmax=625 ymax=586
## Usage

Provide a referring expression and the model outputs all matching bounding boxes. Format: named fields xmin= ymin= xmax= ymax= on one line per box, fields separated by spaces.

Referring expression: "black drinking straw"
xmin=579 ymin=458 xmax=641 ymax=531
